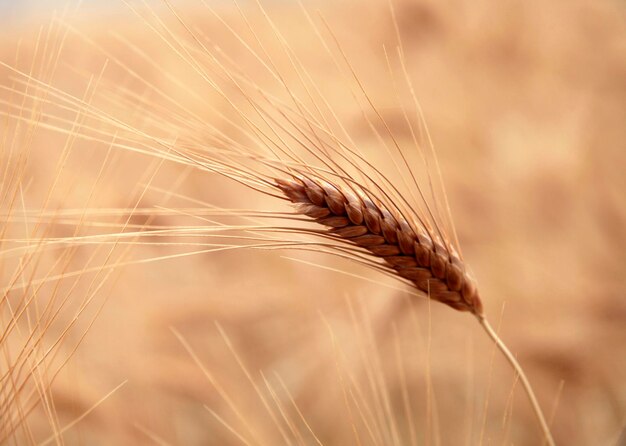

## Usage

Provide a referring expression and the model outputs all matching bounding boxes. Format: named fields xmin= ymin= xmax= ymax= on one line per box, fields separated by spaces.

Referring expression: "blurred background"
xmin=1 ymin=0 xmax=625 ymax=445
xmin=0 ymin=0 xmax=116 ymax=25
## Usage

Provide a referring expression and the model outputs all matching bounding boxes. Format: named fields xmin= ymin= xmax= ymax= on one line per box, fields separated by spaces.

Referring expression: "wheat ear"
xmin=276 ymin=174 xmax=483 ymax=314
xmin=276 ymin=173 xmax=556 ymax=446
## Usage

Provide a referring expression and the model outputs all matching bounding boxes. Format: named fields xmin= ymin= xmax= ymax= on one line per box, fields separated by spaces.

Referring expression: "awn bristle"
xmin=276 ymin=174 xmax=483 ymax=315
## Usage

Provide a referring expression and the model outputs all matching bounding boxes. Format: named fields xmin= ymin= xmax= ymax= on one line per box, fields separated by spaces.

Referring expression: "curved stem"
xmin=476 ymin=315 xmax=556 ymax=446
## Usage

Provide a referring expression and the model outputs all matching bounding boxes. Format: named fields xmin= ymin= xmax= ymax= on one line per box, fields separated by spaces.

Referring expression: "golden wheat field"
xmin=1 ymin=0 xmax=626 ymax=445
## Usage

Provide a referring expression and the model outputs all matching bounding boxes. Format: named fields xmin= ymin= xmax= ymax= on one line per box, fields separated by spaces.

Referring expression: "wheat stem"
xmin=477 ymin=315 xmax=556 ymax=446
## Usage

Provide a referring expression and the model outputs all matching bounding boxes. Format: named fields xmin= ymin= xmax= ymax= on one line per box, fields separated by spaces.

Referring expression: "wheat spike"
xmin=275 ymin=174 xmax=483 ymax=315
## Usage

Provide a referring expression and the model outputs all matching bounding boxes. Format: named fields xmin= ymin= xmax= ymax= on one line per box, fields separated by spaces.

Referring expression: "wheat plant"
xmin=3 ymin=0 xmax=626 ymax=444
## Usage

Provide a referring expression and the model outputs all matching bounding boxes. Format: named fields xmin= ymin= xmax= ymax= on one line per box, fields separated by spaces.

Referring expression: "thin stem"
xmin=476 ymin=315 xmax=556 ymax=446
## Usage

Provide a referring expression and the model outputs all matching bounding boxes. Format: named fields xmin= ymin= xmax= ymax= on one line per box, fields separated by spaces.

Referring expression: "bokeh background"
xmin=1 ymin=0 xmax=625 ymax=445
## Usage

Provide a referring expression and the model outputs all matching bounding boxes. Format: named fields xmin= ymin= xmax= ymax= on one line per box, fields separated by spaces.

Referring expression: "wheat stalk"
xmin=274 ymin=173 xmax=555 ymax=445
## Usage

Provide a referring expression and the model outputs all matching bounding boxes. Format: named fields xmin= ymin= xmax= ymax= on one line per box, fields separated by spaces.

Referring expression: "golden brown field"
xmin=1 ymin=0 xmax=625 ymax=445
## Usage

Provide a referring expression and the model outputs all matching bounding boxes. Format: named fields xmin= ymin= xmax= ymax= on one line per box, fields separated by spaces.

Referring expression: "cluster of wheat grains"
xmin=2 ymin=0 xmax=626 ymax=444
